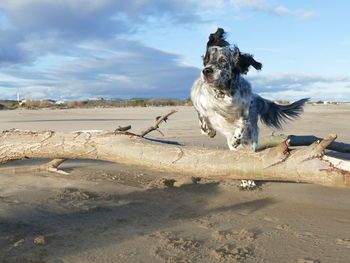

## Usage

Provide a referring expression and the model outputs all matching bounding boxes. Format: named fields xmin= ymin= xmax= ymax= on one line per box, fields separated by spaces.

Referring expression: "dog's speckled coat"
xmin=191 ymin=28 xmax=308 ymax=151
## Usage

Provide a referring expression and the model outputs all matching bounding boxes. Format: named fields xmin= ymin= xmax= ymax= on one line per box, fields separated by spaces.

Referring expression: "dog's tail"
xmin=255 ymin=96 xmax=309 ymax=129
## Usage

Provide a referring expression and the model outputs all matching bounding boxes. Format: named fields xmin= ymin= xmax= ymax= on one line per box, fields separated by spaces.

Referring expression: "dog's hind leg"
xmin=226 ymin=119 xmax=256 ymax=150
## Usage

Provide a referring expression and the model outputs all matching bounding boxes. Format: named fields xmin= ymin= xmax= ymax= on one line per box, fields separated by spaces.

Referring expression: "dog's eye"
xmin=219 ymin=57 xmax=228 ymax=64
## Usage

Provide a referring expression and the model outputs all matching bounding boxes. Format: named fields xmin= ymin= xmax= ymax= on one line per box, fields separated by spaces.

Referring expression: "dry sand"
xmin=0 ymin=105 xmax=349 ymax=263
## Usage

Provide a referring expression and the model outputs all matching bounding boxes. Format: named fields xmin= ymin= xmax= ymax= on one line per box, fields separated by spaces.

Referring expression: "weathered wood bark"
xmin=36 ymin=110 xmax=177 ymax=175
xmin=1 ymin=129 xmax=349 ymax=188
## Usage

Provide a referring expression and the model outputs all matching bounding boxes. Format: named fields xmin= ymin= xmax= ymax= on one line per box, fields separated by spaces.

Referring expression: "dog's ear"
xmin=233 ymin=47 xmax=262 ymax=74
xmin=203 ymin=28 xmax=230 ymax=65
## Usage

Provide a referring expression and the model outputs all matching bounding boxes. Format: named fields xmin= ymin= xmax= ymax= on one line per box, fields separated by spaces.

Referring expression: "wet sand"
xmin=0 ymin=105 xmax=349 ymax=263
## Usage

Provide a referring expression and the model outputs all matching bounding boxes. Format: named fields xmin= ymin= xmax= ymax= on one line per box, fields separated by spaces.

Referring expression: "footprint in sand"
xmin=212 ymin=229 xmax=256 ymax=242
xmin=212 ymin=244 xmax=254 ymax=261
xmin=148 ymin=231 xmax=202 ymax=262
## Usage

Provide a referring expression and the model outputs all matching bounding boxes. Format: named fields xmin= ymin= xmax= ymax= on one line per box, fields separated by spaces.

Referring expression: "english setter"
xmin=191 ymin=28 xmax=308 ymax=189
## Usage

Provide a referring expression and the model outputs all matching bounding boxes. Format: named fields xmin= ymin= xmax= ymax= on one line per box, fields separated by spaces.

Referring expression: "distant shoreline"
xmin=0 ymin=98 xmax=192 ymax=110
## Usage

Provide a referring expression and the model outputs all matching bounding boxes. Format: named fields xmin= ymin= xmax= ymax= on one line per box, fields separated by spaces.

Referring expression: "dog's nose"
xmin=202 ymin=67 xmax=213 ymax=76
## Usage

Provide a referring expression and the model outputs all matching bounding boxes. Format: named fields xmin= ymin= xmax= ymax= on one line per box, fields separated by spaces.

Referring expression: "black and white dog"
xmin=191 ymin=28 xmax=308 ymax=188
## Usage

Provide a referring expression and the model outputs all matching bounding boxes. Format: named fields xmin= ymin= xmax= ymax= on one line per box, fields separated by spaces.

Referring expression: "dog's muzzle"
xmin=202 ymin=67 xmax=215 ymax=84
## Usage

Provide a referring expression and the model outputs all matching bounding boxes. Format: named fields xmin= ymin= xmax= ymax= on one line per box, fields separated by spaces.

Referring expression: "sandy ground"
xmin=0 ymin=105 xmax=350 ymax=263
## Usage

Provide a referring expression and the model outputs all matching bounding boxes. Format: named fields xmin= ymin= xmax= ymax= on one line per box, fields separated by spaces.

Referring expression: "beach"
xmin=0 ymin=105 xmax=349 ymax=263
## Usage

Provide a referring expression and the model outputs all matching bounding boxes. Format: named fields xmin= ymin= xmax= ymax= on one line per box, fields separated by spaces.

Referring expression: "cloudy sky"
xmin=0 ymin=0 xmax=349 ymax=101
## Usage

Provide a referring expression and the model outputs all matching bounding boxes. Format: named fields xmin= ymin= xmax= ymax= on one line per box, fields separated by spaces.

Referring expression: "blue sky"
xmin=0 ymin=0 xmax=349 ymax=101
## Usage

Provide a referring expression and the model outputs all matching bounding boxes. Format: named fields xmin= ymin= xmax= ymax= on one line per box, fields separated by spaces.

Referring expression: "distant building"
xmin=88 ymin=97 xmax=115 ymax=101
xmin=88 ymin=97 xmax=105 ymax=101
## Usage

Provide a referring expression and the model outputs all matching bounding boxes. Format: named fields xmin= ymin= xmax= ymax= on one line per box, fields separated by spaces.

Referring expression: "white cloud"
xmin=0 ymin=39 xmax=199 ymax=100
xmin=231 ymin=0 xmax=317 ymax=19
xmin=198 ymin=0 xmax=226 ymax=9
xmin=0 ymin=0 xmax=204 ymax=66
xmin=247 ymin=72 xmax=350 ymax=102
xmin=0 ymin=0 xmax=205 ymax=100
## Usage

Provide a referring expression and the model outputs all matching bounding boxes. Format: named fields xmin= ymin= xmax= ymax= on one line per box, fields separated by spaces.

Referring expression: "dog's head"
xmin=202 ymin=28 xmax=262 ymax=91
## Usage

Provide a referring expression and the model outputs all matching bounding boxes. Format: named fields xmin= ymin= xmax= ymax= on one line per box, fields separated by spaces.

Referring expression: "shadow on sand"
xmin=0 ymin=180 xmax=277 ymax=262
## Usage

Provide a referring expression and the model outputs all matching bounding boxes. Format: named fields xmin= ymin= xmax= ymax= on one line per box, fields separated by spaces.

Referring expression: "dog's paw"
xmin=230 ymin=138 xmax=241 ymax=148
xmin=201 ymin=127 xmax=216 ymax=138
xmin=208 ymin=130 xmax=216 ymax=138
xmin=239 ymin=180 xmax=257 ymax=191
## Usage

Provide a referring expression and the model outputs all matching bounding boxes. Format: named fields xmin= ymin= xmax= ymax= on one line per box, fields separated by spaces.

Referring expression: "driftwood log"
xmin=0 ymin=128 xmax=349 ymax=188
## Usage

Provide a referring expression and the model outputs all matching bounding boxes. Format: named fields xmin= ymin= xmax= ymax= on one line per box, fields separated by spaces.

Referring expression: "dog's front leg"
xmin=198 ymin=113 xmax=216 ymax=138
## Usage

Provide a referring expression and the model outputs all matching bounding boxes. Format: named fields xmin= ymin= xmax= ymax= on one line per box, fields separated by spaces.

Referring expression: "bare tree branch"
xmin=258 ymin=134 xmax=350 ymax=153
xmin=38 ymin=158 xmax=68 ymax=175
xmin=140 ymin=109 xmax=177 ymax=137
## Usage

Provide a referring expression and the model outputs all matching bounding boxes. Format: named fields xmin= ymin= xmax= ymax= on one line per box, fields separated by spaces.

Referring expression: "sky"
xmin=0 ymin=0 xmax=349 ymax=102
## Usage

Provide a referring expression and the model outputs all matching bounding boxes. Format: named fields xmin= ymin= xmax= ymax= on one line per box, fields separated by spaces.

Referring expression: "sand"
xmin=0 ymin=105 xmax=349 ymax=263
